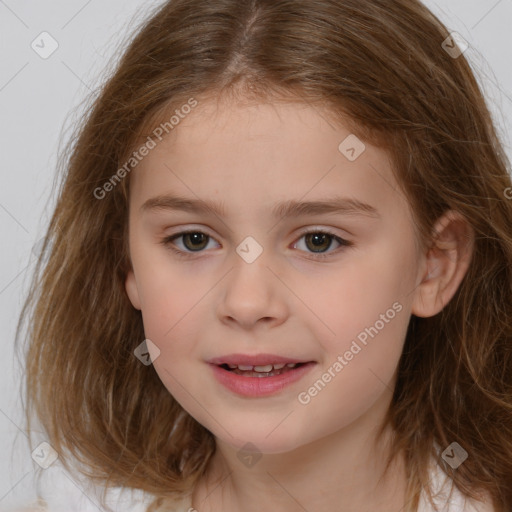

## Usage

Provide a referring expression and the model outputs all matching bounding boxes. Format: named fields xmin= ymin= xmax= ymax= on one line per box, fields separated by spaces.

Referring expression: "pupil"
xmin=184 ymin=233 xmax=207 ymax=251
xmin=307 ymin=233 xmax=331 ymax=252
xmin=183 ymin=232 xmax=332 ymax=253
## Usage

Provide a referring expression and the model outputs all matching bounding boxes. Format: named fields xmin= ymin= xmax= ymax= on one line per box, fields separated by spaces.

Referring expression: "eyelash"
xmin=160 ymin=228 xmax=353 ymax=260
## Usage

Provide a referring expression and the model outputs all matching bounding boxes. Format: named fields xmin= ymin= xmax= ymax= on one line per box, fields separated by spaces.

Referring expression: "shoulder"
xmin=7 ymin=458 xmax=196 ymax=512
xmin=9 ymin=493 xmax=193 ymax=512
xmin=10 ymin=463 xmax=193 ymax=512
xmin=418 ymin=455 xmax=495 ymax=512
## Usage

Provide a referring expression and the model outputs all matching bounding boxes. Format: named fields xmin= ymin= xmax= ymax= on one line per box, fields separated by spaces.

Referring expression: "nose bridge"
xmin=236 ymin=234 xmax=266 ymax=265
xmin=229 ymin=234 xmax=274 ymax=295
xmin=218 ymin=234 xmax=287 ymax=326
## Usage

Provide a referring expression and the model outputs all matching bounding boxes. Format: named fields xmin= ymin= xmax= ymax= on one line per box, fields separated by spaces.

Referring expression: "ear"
xmin=125 ymin=269 xmax=142 ymax=310
xmin=411 ymin=210 xmax=474 ymax=318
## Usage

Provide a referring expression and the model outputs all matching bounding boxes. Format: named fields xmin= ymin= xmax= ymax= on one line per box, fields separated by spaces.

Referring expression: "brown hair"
xmin=17 ymin=0 xmax=512 ymax=511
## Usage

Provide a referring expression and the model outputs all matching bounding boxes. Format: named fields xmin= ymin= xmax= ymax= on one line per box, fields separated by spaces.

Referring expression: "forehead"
xmin=128 ymin=98 xmax=410 ymax=224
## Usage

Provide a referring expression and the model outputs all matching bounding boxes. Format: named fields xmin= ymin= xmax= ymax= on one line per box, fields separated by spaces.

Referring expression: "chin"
xmin=211 ymin=423 xmax=308 ymax=455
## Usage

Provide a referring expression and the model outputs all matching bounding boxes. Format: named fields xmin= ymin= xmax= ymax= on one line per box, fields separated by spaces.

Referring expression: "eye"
xmin=292 ymin=229 xmax=353 ymax=260
xmin=161 ymin=230 xmax=219 ymax=257
xmin=161 ymin=228 xmax=353 ymax=260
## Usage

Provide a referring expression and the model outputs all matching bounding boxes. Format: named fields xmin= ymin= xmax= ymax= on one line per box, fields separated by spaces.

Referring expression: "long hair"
xmin=17 ymin=0 xmax=512 ymax=510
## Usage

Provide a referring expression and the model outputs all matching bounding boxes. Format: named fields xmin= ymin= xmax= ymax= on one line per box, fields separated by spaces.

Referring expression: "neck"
xmin=192 ymin=410 xmax=408 ymax=512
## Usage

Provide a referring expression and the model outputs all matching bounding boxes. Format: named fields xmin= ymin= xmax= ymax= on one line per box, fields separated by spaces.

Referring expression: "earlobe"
xmin=125 ymin=269 xmax=142 ymax=310
xmin=411 ymin=210 xmax=474 ymax=318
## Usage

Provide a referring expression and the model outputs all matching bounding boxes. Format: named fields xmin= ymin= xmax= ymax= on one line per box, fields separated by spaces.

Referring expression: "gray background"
xmin=1 ymin=0 xmax=511 ymax=510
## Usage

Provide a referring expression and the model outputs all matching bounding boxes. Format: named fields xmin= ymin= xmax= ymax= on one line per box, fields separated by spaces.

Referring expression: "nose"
xmin=216 ymin=252 xmax=289 ymax=331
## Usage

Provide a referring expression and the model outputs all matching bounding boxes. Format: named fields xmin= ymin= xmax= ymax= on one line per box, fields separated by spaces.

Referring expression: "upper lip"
xmin=207 ymin=353 xmax=314 ymax=366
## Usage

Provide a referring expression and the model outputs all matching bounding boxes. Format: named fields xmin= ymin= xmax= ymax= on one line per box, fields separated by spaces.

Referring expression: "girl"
xmin=17 ymin=0 xmax=512 ymax=511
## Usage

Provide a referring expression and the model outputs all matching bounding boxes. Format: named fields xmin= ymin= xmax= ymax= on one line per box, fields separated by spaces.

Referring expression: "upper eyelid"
xmin=165 ymin=223 xmax=351 ymax=237
xmin=166 ymin=228 xmax=351 ymax=252
xmin=166 ymin=226 xmax=350 ymax=242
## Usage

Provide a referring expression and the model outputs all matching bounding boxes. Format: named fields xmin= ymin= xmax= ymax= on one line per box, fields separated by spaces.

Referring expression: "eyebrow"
xmin=140 ymin=194 xmax=380 ymax=219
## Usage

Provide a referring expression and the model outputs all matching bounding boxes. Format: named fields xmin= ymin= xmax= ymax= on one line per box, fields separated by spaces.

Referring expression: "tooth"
xmin=227 ymin=364 xmax=237 ymax=369
xmin=273 ymin=363 xmax=286 ymax=370
xmin=237 ymin=364 xmax=254 ymax=371
xmin=286 ymin=363 xmax=298 ymax=368
xmin=254 ymin=364 xmax=273 ymax=372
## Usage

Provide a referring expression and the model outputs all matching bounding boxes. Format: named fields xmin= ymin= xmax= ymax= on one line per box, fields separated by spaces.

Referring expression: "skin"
xmin=125 ymin=96 xmax=474 ymax=511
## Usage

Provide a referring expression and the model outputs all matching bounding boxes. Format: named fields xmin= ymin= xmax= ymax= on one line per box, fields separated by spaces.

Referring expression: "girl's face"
xmin=125 ymin=97 xmax=427 ymax=453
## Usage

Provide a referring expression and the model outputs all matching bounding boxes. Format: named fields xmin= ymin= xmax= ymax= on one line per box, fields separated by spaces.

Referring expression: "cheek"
xmin=151 ymin=343 xmax=216 ymax=427
xmin=300 ymin=238 xmax=414 ymax=402
xmin=308 ymin=245 xmax=414 ymax=344
xmin=295 ymin=303 xmax=408 ymax=440
xmin=134 ymin=264 xmax=209 ymax=395
xmin=131 ymin=246 xmax=203 ymax=337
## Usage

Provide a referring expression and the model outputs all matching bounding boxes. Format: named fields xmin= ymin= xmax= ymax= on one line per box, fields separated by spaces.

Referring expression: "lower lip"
xmin=209 ymin=362 xmax=315 ymax=397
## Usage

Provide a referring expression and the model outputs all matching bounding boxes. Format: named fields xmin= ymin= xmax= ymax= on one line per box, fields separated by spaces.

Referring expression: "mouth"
xmin=207 ymin=355 xmax=316 ymax=397
xmin=217 ymin=362 xmax=308 ymax=377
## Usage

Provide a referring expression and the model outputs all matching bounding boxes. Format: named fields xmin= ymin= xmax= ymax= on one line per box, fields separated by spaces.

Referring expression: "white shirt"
xmin=416 ymin=456 xmax=494 ymax=512
xmin=7 ymin=456 xmax=495 ymax=512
